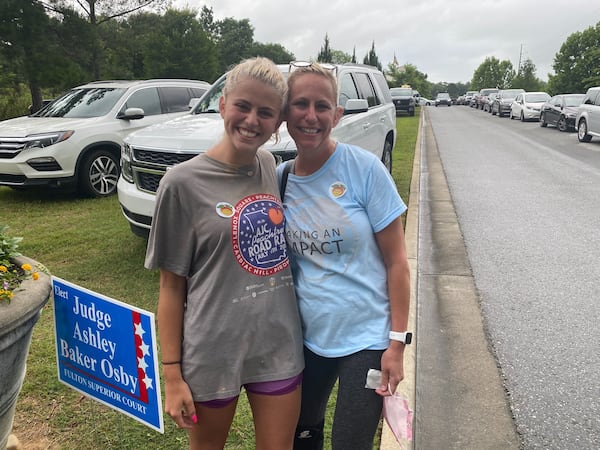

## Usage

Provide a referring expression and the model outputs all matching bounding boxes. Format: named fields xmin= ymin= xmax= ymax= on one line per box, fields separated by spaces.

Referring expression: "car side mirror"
xmin=118 ymin=107 xmax=145 ymax=120
xmin=344 ymin=99 xmax=368 ymax=115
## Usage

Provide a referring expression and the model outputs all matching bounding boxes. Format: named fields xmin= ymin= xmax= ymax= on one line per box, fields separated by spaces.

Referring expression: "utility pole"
xmin=517 ymin=44 xmax=523 ymax=75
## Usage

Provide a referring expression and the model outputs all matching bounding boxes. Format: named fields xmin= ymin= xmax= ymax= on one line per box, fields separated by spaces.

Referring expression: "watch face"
xmin=405 ymin=332 xmax=413 ymax=345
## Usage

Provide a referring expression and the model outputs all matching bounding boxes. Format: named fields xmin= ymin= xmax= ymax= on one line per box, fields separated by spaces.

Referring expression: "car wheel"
xmin=577 ymin=119 xmax=592 ymax=142
xmin=78 ymin=149 xmax=120 ymax=197
xmin=557 ymin=116 xmax=568 ymax=132
xmin=520 ymin=112 xmax=525 ymax=122
xmin=381 ymin=140 xmax=393 ymax=173
xmin=509 ymin=112 xmax=514 ymax=120
xmin=409 ymin=108 xmax=415 ymax=116
xmin=540 ymin=112 xmax=547 ymax=127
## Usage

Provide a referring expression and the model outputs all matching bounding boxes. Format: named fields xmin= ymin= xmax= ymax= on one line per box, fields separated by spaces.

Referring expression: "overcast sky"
xmin=173 ymin=0 xmax=599 ymax=84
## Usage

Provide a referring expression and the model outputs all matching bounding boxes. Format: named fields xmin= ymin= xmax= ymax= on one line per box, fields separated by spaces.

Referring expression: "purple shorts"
xmin=199 ymin=373 xmax=303 ymax=408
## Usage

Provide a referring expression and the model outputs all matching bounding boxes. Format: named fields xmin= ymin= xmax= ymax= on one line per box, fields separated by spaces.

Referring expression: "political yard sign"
xmin=52 ymin=277 xmax=164 ymax=433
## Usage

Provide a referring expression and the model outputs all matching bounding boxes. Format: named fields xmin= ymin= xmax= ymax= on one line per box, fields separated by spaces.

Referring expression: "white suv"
xmin=117 ymin=63 xmax=397 ymax=237
xmin=0 ymin=79 xmax=210 ymax=197
xmin=576 ymin=86 xmax=600 ymax=143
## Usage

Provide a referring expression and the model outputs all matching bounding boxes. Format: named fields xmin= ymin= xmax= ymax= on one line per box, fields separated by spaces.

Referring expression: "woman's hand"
xmin=376 ymin=342 xmax=405 ymax=397
xmin=163 ymin=370 xmax=197 ymax=429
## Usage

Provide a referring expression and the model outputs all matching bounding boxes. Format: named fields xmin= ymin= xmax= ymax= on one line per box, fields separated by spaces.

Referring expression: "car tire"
xmin=409 ymin=108 xmax=415 ymax=116
xmin=520 ymin=112 xmax=525 ymax=122
xmin=381 ymin=139 xmax=393 ymax=173
xmin=577 ymin=119 xmax=592 ymax=142
xmin=78 ymin=149 xmax=120 ymax=197
xmin=540 ymin=113 xmax=547 ymax=127
xmin=509 ymin=112 xmax=514 ymax=120
xmin=557 ymin=116 xmax=568 ymax=132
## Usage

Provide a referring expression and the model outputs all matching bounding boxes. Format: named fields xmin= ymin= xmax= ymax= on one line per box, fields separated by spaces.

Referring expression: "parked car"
xmin=463 ymin=90 xmax=478 ymax=106
xmin=117 ymin=63 xmax=397 ymax=237
xmin=476 ymin=88 xmax=499 ymax=110
xmin=484 ymin=93 xmax=498 ymax=113
xmin=539 ymin=94 xmax=585 ymax=131
xmin=0 ymin=79 xmax=210 ymax=197
xmin=418 ymin=97 xmax=433 ymax=106
xmin=491 ymin=88 xmax=525 ymax=117
xmin=509 ymin=92 xmax=551 ymax=121
xmin=576 ymin=86 xmax=600 ymax=142
xmin=390 ymin=86 xmax=416 ymax=116
xmin=435 ymin=92 xmax=452 ymax=107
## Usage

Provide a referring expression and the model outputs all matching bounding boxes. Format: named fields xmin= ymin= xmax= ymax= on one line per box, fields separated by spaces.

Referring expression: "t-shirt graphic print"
xmin=231 ymin=193 xmax=289 ymax=276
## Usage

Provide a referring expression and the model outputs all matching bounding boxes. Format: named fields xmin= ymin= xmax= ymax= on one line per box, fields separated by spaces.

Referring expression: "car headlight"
xmin=23 ymin=131 xmax=74 ymax=150
xmin=121 ymin=142 xmax=134 ymax=183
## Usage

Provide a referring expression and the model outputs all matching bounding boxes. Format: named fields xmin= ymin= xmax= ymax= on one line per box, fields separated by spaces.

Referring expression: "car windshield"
xmin=31 ymin=88 xmax=126 ymax=118
xmin=565 ymin=95 xmax=585 ymax=107
xmin=525 ymin=93 xmax=550 ymax=102
xmin=437 ymin=93 xmax=450 ymax=99
xmin=193 ymin=78 xmax=224 ymax=114
xmin=390 ymin=88 xmax=412 ymax=96
xmin=502 ymin=90 xmax=523 ymax=99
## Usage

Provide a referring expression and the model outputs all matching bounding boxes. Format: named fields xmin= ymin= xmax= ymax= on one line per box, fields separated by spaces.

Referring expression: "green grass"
xmin=2 ymin=112 xmax=417 ymax=449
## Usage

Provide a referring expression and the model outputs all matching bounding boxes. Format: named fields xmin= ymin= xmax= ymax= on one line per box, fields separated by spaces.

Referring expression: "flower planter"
xmin=0 ymin=256 xmax=51 ymax=450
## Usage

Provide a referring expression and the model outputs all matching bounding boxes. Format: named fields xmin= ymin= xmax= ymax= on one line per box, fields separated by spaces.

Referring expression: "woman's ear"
xmin=218 ymin=95 xmax=226 ymax=118
xmin=333 ymin=105 xmax=344 ymax=127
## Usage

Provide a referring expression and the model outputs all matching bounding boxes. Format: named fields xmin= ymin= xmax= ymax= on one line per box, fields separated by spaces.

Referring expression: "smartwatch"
xmin=389 ymin=331 xmax=413 ymax=344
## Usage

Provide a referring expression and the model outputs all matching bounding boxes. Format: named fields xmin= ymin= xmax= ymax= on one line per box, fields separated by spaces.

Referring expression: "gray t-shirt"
xmin=145 ymin=149 xmax=304 ymax=401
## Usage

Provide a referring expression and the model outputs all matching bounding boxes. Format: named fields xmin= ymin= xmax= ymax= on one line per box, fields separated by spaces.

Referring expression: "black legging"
xmin=294 ymin=347 xmax=384 ymax=450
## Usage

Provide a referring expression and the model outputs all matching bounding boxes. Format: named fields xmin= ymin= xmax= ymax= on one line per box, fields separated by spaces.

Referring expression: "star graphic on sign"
xmin=134 ymin=322 xmax=146 ymax=338
xmin=143 ymin=375 xmax=154 ymax=390
xmin=139 ymin=341 xmax=150 ymax=357
xmin=138 ymin=356 xmax=148 ymax=372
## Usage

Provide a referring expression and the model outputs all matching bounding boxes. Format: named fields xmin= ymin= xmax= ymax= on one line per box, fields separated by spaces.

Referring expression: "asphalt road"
xmin=418 ymin=105 xmax=600 ymax=449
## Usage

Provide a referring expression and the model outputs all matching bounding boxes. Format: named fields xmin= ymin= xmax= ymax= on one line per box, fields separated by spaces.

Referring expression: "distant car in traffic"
xmin=418 ymin=97 xmax=433 ymax=106
xmin=540 ymin=93 xmax=585 ymax=131
xmin=509 ymin=92 xmax=550 ymax=121
xmin=435 ymin=92 xmax=452 ymax=107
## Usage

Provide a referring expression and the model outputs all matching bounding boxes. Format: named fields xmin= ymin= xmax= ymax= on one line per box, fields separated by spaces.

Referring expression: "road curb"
xmin=379 ymin=110 xmax=422 ymax=450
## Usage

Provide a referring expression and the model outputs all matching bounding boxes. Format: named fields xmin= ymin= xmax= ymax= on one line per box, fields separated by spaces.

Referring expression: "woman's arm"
xmin=373 ymin=217 xmax=411 ymax=396
xmin=157 ymin=269 xmax=197 ymax=427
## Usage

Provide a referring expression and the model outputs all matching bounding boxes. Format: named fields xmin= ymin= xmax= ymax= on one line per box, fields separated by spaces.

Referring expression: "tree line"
xmin=1 ymin=1 xmax=598 ymax=118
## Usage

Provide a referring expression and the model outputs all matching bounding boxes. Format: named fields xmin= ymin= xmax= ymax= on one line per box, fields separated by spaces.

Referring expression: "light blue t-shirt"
xmin=277 ymin=143 xmax=407 ymax=357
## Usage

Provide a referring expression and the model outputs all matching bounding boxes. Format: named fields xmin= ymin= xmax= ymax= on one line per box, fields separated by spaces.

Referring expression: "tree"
xmin=362 ymin=41 xmax=382 ymax=71
xmin=386 ymin=62 xmax=430 ymax=96
xmin=548 ymin=21 xmax=600 ymax=94
xmin=140 ymin=9 xmax=218 ymax=81
xmin=512 ymin=58 xmax=544 ymax=91
xmin=317 ymin=33 xmax=332 ymax=63
xmin=330 ymin=49 xmax=352 ymax=64
xmin=215 ymin=17 xmax=254 ymax=72
xmin=249 ymin=42 xmax=294 ymax=64
xmin=0 ymin=0 xmax=88 ymax=110
xmin=44 ymin=0 xmax=170 ymax=79
xmin=471 ymin=56 xmax=515 ymax=89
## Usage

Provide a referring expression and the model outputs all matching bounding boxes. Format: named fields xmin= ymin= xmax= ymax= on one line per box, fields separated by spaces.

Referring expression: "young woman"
xmin=145 ymin=57 xmax=304 ymax=450
xmin=279 ymin=62 xmax=411 ymax=450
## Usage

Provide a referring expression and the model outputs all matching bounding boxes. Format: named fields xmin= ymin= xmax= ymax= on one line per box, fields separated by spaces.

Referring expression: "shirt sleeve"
xmin=144 ymin=170 xmax=195 ymax=276
xmin=364 ymin=156 xmax=407 ymax=233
